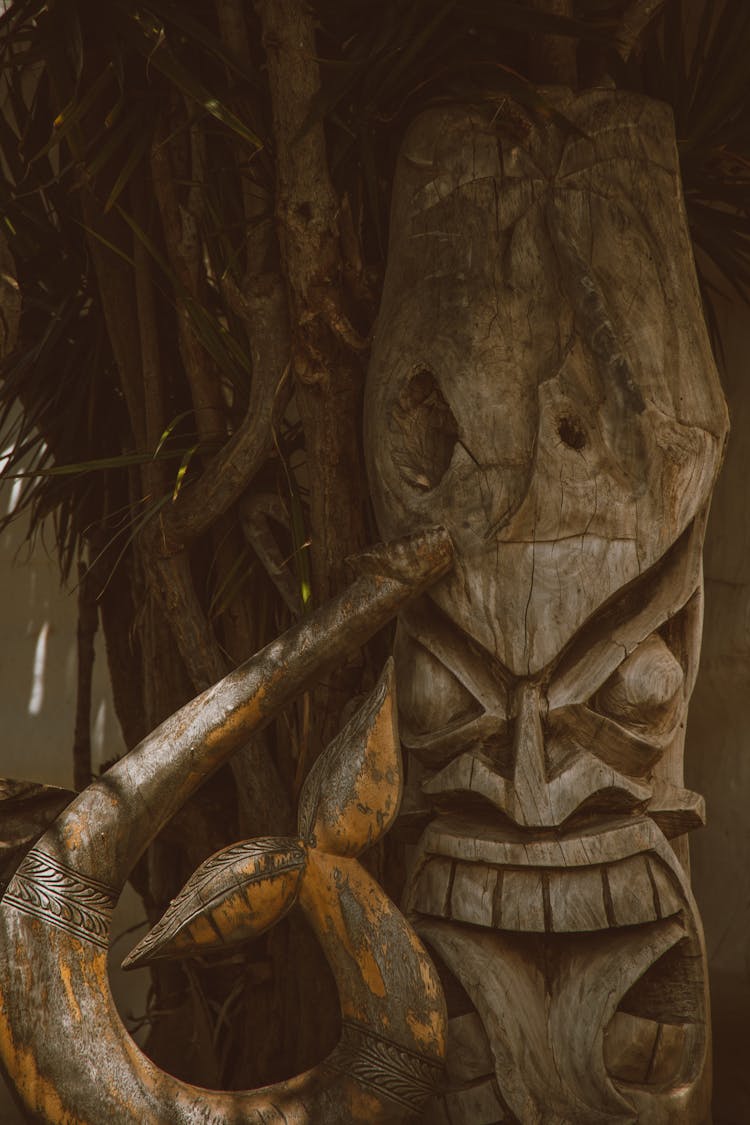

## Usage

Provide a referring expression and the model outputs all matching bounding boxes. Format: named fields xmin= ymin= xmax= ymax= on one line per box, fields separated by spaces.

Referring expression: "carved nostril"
xmin=557 ymin=414 xmax=587 ymax=450
xmin=595 ymin=633 xmax=684 ymax=734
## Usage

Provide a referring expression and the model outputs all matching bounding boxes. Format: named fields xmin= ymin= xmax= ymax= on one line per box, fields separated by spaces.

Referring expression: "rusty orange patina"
xmin=0 ymin=531 xmax=452 ymax=1124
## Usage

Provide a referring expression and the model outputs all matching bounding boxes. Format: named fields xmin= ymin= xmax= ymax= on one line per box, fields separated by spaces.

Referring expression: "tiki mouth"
xmin=419 ymin=915 xmax=707 ymax=1120
xmin=409 ymin=812 xmax=709 ymax=1113
xmin=409 ymin=813 xmax=683 ymax=933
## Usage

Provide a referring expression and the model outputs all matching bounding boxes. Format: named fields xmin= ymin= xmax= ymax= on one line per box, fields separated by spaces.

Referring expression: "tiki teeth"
xmin=648 ymin=857 xmax=683 ymax=918
xmin=605 ymin=853 xmax=658 ymax=927
xmin=605 ymin=1011 xmax=689 ymax=1086
xmin=410 ymin=851 xmax=683 ymax=934
xmin=496 ymin=868 xmax=546 ymax=932
xmin=449 ymin=862 xmax=498 ymax=928
xmin=547 ymin=865 xmax=608 ymax=932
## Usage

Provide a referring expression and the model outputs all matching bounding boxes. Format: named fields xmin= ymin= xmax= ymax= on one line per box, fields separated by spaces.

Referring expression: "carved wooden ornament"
xmin=365 ymin=90 xmax=728 ymax=1124
xmin=0 ymin=531 xmax=451 ymax=1124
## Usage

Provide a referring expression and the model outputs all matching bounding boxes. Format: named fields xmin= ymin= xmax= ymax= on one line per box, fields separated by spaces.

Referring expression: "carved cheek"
xmin=594 ymin=633 xmax=685 ymax=739
xmin=544 ymin=635 xmax=687 ymax=784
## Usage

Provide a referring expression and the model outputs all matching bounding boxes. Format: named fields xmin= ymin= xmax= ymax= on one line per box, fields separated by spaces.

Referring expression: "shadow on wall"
xmin=687 ymin=293 xmax=750 ymax=1125
xmin=0 ymin=523 xmax=124 ymax=787
xmin=0 ymin=473 xmax=149 ymax=1121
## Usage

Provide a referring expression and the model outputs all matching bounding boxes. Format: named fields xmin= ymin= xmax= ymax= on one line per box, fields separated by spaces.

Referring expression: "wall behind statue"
xmin=687 ymin=292 xmax=750 ymax=1125
xmin=0 ymin=483 xmax=147 ymax=1122
xmin=0 ymin=517 xmax=123 ymax=789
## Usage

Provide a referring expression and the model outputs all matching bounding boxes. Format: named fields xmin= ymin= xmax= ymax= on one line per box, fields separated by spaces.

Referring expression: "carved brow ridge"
xmin=402 ymin=517 xmax=701 ymax=711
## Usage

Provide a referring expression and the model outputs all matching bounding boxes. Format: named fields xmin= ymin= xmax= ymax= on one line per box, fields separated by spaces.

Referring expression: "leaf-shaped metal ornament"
xmin=297 ymin=658 xmax=401 ymax=857
xmin=123 ymin=837 xmax=305 ymax=969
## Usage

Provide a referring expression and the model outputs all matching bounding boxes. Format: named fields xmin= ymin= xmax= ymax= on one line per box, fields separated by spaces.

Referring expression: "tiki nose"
xmin=511 ymin=681 xmax=556 ymax=827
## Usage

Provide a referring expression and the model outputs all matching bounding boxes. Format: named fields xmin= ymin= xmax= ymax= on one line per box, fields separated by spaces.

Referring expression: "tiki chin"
xmin=366 ymin=90 xmax=727 ymax=1123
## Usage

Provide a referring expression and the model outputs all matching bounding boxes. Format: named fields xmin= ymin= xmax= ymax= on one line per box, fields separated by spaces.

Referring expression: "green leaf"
xmin=84 ymin=109 xmax=141 ymax=179
xmin=119 ymin=17 xmax=263 ymax=150
xmin=2 ymin=448 xmax=188 ymax=479
xmin=115 ymin=204 xmax=252 ymax=385
xmin=103 ymin=127 xmax=151 ymax=212
xmin=153 ymin=411 xmax=195 ymax=458
xmin=75 ymin=221 xmax=135 ymax=269
xmin=91 ymin=492 xmax=174 ymax=598
xmin=208 ymin=538 xmax=255 ymax=618
xmin=35 ymin=65 xmax=115 ymax=162
xmin=172 ymin=443 xmax=199 ymax=501
xmin=138 ymin=0 xmax=263 ymax=88
xmin=288 ymin=478 xmax=312 ymax=612
xmin=200 ymin=96 xmax=263 ymax=150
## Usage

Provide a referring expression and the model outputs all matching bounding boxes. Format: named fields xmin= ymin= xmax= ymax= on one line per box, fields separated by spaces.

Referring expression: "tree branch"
xmin=255 ymin=0 xmax=339 ymax=300
xmin=164 ymin=272 xmax=291 ymax=545
xmin=215 ymin=0 xmax=275 ymax=273
xmin=133 ymin=191 xmax=167 ymax=499
xmin=142 ymin=517 xmax=226 ymax=691
xmin=81 ymin=198 xmax=147 ymax=449
xmin=151 ymin=109 xmax=226 ymax=447
xmin=0 ymin=231 xmax=21 ymax=359
xmin=215 ymin=0 xmax=254 ymax=72
xmin=241 ymin=493 xmax=303 ymax=616
xmin=255 ymin=0 xmax=367 ymax=601
xmin=72 ymin=559 xmax=99 ymax=791
xmin=129 ymin=178 xmax=227 ymax=693
xmin=529 ymin=0 xmax=578 ymax=87
xmin=143 ymin=9 xmax=290 ymax=549
xmin=617 ymin=0 xmax=667 ymax=60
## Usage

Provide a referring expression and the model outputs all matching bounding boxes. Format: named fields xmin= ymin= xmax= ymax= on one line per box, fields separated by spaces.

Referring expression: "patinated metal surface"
xmin=0 ymin=529 xmax=451 ymax=1124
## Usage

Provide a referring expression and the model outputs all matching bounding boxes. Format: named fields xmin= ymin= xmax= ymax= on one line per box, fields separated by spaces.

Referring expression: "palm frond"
xmin=636 ymin=0 xmax=750 ymax=334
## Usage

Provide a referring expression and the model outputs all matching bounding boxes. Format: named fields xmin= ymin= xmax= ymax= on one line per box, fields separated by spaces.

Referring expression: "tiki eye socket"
xmin=594 ymin=633 xmax=684 ymax=733
xmin=395 ymin=629 xmax=481 ymax=739
xmin=388 ymin=367 xmax=459 ymax=491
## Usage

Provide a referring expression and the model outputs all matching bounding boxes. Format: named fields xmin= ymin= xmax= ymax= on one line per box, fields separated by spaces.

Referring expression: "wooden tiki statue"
xmin=365 ymin=90 xmax=728 ymax=1124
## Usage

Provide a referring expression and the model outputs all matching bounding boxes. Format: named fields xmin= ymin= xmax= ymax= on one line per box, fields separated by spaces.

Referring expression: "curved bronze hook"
xmin=0 ymin=530 xmax=452 ymax=1124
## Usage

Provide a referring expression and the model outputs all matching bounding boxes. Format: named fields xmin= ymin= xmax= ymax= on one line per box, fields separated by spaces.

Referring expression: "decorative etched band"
xmin=2 ymin=850 xmax=115 ymax=949
xmin=326 ymin=1018 xmax=443 ymax=1112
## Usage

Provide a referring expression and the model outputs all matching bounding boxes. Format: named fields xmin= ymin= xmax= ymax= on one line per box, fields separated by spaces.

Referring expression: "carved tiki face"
xmin=365 ymin=91 xmax=728 ymax=1124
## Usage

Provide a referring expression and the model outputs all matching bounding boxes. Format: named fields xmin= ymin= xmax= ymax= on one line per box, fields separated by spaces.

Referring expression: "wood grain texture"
xmin=365 ymin=88 xmax=726 ymax=1122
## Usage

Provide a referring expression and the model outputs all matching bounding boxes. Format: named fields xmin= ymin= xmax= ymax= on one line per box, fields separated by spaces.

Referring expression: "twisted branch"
xmin=255 ymin=0 xmax=367 ymax=601
xmin=618 ymin=0 xmax=667 ymax=60
xmin=529 ymin=0 xmax=578 ymax=87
